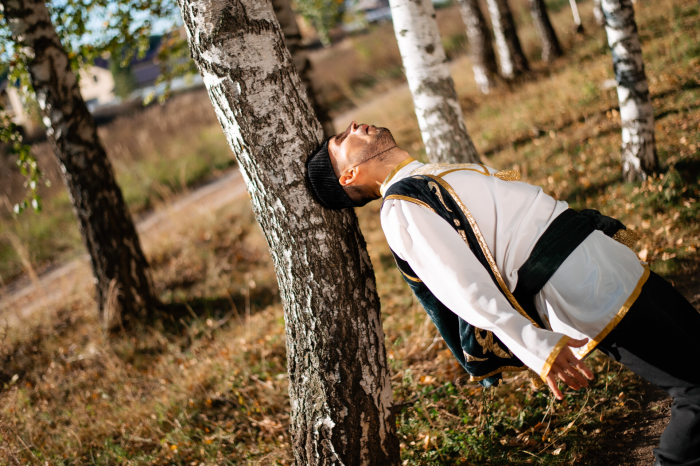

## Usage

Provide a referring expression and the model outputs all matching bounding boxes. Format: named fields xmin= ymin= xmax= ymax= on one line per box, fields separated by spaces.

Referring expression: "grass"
xmin=1 ymin=0 xmax=699 ymax=463
xmin=0 ymin=89 xmax=233 ymax=284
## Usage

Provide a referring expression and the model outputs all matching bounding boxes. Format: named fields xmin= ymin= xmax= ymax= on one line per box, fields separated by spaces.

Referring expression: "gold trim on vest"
xmin=380 ymin=157 xmax=416 ymax=196
xmin=384 ymin=194 xmax=436 ymax=213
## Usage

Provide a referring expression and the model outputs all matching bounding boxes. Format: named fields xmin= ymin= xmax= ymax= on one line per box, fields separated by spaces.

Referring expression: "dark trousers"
xmin=597 ymin=271 xmax=700 ymax=466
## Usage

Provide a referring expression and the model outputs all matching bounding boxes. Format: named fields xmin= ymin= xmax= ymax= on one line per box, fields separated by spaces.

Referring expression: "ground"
xmin=0 ymin=0 xmax=698 ymax=463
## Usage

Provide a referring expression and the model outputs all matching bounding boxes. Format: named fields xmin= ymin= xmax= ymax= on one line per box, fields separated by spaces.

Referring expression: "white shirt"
xmin=380 ymin=159 xmax=648 ymax=379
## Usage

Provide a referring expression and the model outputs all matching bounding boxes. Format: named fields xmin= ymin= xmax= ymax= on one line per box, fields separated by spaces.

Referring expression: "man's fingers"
xmin=573 ymin=357 xmax=595 ymax=380
xmin=566 ymin=337 xmax=589 ymax=348
xmin=563 ymin=353 xmax=591 ymax=386
xmin=546 ymin=374 xmax=563 ymax=400
xmin=564 ymin=349 xmax=595 ymax=381
xmin=551 ymin=366 xmax=580 ymax=390
xmin=562 ymin=362 xmax=589 ymax=388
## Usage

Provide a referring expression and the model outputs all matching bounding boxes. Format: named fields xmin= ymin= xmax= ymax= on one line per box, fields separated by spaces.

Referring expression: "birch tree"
xmin=1 ymin=0 xmax=158 ymax=326
xmin=485 ymin=0 xmax=529 ymax=78
xmin=601 ymin=0 xmax=657 ymax=180
xmin=456 ymin=0 xmax=499 ymax=94
xmin=176 ymin=0 xmax=400 ymax=463
xmin=271 ymin=0 xmax=334 ymax=137
xmin=593 ymin=0 xmax=605 ymax=27
xmin=388 ymin=0 xmax=480 ymax=163
xmin=528 ymin=0 xmax=563 ymax=62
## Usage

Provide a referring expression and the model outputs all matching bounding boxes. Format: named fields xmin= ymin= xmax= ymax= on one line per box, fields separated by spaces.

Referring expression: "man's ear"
xmin=339 ymin=167 xmax=359 ymax=187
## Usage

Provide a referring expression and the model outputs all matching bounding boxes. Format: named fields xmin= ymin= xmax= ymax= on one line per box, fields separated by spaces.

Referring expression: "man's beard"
xmin=352 ymin=127 xmax=396 ymax=165
xmin=344 ymin=127 xmax=396 ymax=207
xmin=343 ymin=183 xmax=375 ymax=207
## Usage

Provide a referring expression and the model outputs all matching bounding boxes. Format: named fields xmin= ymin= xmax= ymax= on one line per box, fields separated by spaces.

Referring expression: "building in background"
xmin=79 ymin=64 xmax=116 ymax=112
xmin=1 ymin=33 xmax=203 ymax=132
xmin=357 ymin=0 xmax=392 ymax=23
xmin=1 ymin=79 xmax=33 ymax=131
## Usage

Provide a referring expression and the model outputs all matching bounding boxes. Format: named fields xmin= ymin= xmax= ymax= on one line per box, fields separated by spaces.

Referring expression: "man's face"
xmin=327 ymin=121 xmax=395 ymax=177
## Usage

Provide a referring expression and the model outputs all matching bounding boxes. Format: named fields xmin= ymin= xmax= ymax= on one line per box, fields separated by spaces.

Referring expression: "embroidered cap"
xmin=307 ymin=139 xmax=357 ymax=210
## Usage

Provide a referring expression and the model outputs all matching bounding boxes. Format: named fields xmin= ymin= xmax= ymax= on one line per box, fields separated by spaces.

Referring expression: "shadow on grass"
xmin=0 ymin=286 xmax=281 ymax=390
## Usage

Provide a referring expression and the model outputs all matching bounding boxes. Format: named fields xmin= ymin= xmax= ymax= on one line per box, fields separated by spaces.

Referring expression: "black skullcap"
xmin=307 ymin=139 xmax=357 ymax=210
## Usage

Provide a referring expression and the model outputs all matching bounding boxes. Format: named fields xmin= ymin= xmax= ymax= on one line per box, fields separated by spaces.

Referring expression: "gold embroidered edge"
xmin=425 ymin=175 xmax=541 ymax=328
xmin=494 ymin=170 xmax=522 ymax=182
xmin=436 ymin=166 xmax=490 ymax=178
xmin=469 ymin=365 xmax=528 ymax=382
xmin=574 ymin=263 xmax=651 ymax=360
xmin=384 ymin=195 xmax=437 ymax=213
xmin=539 ymin=335 xmax=571 ymax=380
xmin=400 ymin=270 xmax=422 ymax=283
xmin=465 ymin=352 xmax=489 ymax=363
xmin=612 ymin=228 xmax=640 ymax=249
xmin=380 ymin=157 xmax=416 ymax=196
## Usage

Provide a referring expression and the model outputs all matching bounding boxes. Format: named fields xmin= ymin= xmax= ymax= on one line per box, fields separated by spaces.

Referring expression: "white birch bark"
xmin=484 ymin=0 xmax=529 ymax=79
xmin=175 ymin=0 xmax=400 ymax=463
xmin=529 ymin=0 xmax=563 ymax=62
xmin=569 ymin=0 xmax=584 ymax=33
xmin=601 ymin=0 xmax=657 ymax=180
xmin=593 ymin=0 xmax=605 ymax=27
xmin=456 ymin=0 xmax=499 ymax=94
xmin=389 ymin=0 xmax=480 ymax=163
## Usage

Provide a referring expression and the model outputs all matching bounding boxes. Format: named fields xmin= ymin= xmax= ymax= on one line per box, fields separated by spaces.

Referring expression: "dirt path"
xmin=0 ymin=168 xmax=247 ymax=327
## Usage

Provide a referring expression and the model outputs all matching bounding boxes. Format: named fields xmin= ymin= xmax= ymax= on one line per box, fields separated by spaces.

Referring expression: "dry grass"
xmin=0 ymin=0 xmax=699 ymax=463
xmin=0 ymin=89 xmax=232 ymax=284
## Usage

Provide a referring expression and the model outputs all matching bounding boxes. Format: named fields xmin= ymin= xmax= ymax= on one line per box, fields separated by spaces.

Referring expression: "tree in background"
xmin=528 ymin=0 xmax=563 ymax=62
xmin=272 ymin=0 xmax=334 ymax=138
xmin=568 ymin=0 xmax=584 ymax=33
xmin=601 ymin=0 xmax=657 ymax=180
xmin=1 ymin=0 xmax=159 ymax=326
xmin=388 ymin=0 xmax=481 ymax=163
xmin=293 ymin=0 xmax=344 ymax=47
xmin=456 ymin=0 xmax=499 ymax=94
xmin=485 ymin=0 xmax=530 ymax=79
xmin=593 ymin=0 xmax=605 ymax=27
xmin=110 ymin=60 xmax=138 ymax=100
xmin=176 ymin=0 xmax=401 ymax=463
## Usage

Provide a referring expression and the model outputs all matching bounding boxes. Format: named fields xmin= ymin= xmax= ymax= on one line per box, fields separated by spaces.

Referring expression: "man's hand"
xmin=545 ymin=338 xmax=595 ymax=400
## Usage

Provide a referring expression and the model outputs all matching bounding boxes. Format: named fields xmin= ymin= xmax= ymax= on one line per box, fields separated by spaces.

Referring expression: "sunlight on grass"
xmin=0 ymin=0 xmax=698 ymax=463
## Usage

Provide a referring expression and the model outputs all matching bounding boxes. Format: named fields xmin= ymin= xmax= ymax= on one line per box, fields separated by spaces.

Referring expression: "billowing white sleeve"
xmin=381 ymin=199 xmax=569 ymax=378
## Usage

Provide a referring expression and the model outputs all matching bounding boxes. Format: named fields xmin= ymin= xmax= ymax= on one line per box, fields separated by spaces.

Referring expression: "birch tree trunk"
xmin=456 ymin=0 xmax=499 ymax=94
xmin=271 ymin=0 xmax=334 ymax=138
xmin=175 ymin=0 xmax=400 ymax=464
xmin=388 ymin=0 xmax=480 ymax=163
xmin=1 ymin=0 xmax=158 ymax=326
xmin=601 ymin=0 xmax=657 ymax=180
xmin=593 ymin=0 xmax=605 ymax=27
xmin=569 ymin=0 xmax=584 ymax=33
xmin=485 ymin=0 xmax=530 ymax=78
xmin=528 ymin=0 xmax=563 ymax=62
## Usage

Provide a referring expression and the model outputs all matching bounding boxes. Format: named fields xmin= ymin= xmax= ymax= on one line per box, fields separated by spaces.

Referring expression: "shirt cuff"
xmin=539 ymin=335 xmax=571 ymax=380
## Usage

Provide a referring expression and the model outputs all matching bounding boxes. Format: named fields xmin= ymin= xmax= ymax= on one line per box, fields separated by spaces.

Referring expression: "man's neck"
xmin=372 ymin=148 xmax=412 ymax=196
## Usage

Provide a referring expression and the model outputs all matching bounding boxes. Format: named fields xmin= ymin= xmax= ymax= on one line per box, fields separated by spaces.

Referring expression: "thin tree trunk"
xmin=388 ymin=0 xmax=480 ymax=163
xmin=456 ymin=0 xmax=499 ymax=94
xmin=528 ymin=0 xmax=563 ymax=62
xmin=593 ymin=0 xmax=605 ymax=27
xmin=569 ymin=0 xmax=584 ymax=33
xmin=271 ymin=0 xmax=334 ymax=138
xmin=485 ymin=0 xmax=530 ymax=78
xmin=1 ymin=0 xmax=158 ymax=326
xmin=601 ymin=0 xmax=657 ymax=180
xmin=176 ymin=0 xmax=401 ymax=464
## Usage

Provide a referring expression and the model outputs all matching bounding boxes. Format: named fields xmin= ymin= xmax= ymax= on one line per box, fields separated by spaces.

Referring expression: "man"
xmin=306 ymin=122 xmax=700 ymax=465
